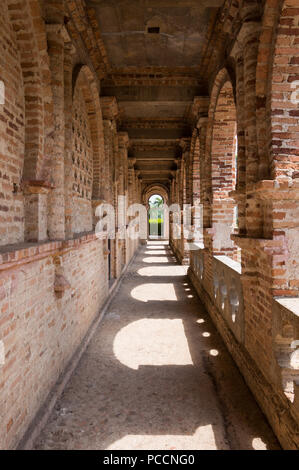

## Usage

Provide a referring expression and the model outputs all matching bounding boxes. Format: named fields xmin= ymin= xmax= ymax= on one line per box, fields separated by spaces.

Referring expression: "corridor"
xmin=34 ymin=242 xmax=280 ymax=450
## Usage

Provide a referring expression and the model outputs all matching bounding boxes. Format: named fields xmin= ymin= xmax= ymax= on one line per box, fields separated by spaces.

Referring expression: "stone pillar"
xmin=64 ymin=41 xmax=75 ymax=239
xmin=127 ymin=157 xmax=136 ymax=260
xmin=198 ymin=118 xmax=210 ymax=231
xmin=128 ymin=158 xmax=136 ymax=207
xmin=91 ymin=199 xmax=106 ymax=231
xmin=117 ymin=132 xmax=129 ymax=271
xmin=100 ymin=97 xmax=119 ymax=205
xmin=137 ymin=175 xmax=146 ymax=244
xmin=102 ymin=119 xmax=113 ymax=203
xmin=117 ymin=132 xmax=129 ymax=198
xmin=179 ymin=138 xmax=191 ymax=264
xmin=171 ymin=158 xmax=182 ymax=261
xmin=24 ymin=181 xmax=52 ymax=242
xmin=228 ymin=39 xmax=246 ymax=239
xmin=240 ymin=21 xmax=263 ymax=237
xmin=46 ymin=24 xmax=66 ymax=240
xmin=134 ymin=171 xmax=140 ymax=249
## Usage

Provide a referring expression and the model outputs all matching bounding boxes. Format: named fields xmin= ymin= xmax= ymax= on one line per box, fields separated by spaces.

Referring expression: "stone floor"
xmin=34 ymin=241 xmax=280 ymax=450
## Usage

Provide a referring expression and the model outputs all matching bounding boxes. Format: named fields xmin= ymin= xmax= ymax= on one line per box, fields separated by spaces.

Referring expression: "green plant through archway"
xmin=148 ymin=195 xmax=164 ymax=237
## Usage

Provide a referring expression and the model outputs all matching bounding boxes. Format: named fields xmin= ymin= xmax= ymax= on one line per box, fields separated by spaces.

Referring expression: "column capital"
xmin=190 ymin=96 xmax=210 ymax=125
xmin=118 ymin=132 xmax=130 ymax=149
xmin=230 ymin=38 xmax=243 ymax=61
xmin=46 ymin=23 xmax=71 ymax=42
xmin=22 ymin=180 xmax=53 ymax=195
xmin=128 ymin=157 xmax=136 ymax=169
xmin=64 ymin=41 xmax=76 ymax=54
xmin=237 ymin=20 xmax=261 ymax=46
xmin=179 ymin=137 xmax=191 ymax=152
xmin=174 ymin=158 xmax=182 ymax=170
xmin=100 ymin=96 xmax=119 ymax=121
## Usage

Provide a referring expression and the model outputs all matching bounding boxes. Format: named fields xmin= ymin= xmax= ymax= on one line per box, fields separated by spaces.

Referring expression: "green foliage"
xmin=149 ymin=218 xmax=163 ymax=224
xmin=149 ymin=196 xmax=163 ymax=208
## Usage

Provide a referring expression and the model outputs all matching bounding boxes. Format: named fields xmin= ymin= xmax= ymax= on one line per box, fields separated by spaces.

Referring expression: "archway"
xmin=148 ymin=194 xmax=165 ymax=239
xmin=142 ymin=184 xmax=170 ymax=241
xmin=207 ymin=69 xmax=240 ymax=261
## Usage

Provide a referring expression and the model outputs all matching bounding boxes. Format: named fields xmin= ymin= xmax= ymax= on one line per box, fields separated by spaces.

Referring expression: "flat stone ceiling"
xmin=87 ymin=0 xmax=224 ymax=189
xmin=88 ymin=0 xmax=222 ymax=67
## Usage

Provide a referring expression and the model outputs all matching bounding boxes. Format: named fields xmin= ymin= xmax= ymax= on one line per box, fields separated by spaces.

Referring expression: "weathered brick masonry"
xmin=182 ymin=0 xmax=299 ymax=450
xmin=0 ymin=0 xmax=298 ymax=450
xmin=0 ymin=0 xmax=141 ymax=449
xmin=0 ymin=236 xmax=108 ymax=448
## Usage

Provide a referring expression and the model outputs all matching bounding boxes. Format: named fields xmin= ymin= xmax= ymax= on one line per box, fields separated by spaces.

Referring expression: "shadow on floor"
xmin=33 ymin=241 xmax=280 ymax=450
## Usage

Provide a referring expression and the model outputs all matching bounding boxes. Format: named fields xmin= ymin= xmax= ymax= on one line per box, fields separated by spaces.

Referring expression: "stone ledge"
xmin=230 ymin=180 xmax=299 ymax=201
xmin=0 ymin=232 xmax=101 ymax=272
xmin=17 ymin=245 xmax=142 ymax=450
xmin=188 ymin=267 xmax=299 ymax=450
xmin=214 ymin=254 xmax=242 ymax=274
xmin=188 ymin=242 xmax=204 ymax=251
xmin=275 ymin=298 xmax=299 ymax=317
xmin=247 ymin=180 xmax=299 ymax=200
xmin=231 ymin=234 xmax=282 ymax=249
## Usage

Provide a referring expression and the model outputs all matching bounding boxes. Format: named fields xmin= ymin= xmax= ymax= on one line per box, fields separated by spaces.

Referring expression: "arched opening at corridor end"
xmin=142 ymin=184 xmax=170 ymax=241
xmin=148 ymin=194 xmax=166 ymax=239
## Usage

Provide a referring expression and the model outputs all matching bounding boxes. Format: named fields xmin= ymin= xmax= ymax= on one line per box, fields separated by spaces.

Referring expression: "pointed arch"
xmin=70 ymin=65 xmax=105 ymax=234
xmin=206 ymin=68 xmax=238 ymax=259
xmin=7 ymin=0 xmax=53 ymax=182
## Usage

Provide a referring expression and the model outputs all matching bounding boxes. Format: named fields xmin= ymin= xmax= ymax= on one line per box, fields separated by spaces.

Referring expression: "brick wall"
xmin=0 ymin=0 xmax=298 ymax=451
xmin=169 ymin=0 xmax=299 ymax=449
xmin=71 ymin=86 xmax=93 ymax=233
xmin=0 ymin=0 xmax=142 ymax=449
xmin=0 ymin=237 xmax=108 ymax=449
xmin=209 ymin=78 xmax=238 ymax=258
xmin=271 ymin=0 xmax=299 ymax=180
xmin=0 ymin=2 xmax=25 ymax=246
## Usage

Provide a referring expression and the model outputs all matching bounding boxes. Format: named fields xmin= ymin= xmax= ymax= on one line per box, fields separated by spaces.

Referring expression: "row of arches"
xmin=0 ymin=0 xmax=133 ymax=246
xmin=178 ymin=0 xmax=298 ymax=266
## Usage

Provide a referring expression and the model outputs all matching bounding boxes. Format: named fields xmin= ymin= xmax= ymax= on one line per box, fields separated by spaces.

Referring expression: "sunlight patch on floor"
xmin=107 ymin=424 xmax=217 ymax=450
xmin=145 ymin=250 xmax=168 ymax=255
xmin=113 ymin=319 xmax=193 ymax=370
xmin=131 ymin=283 xmax=178 ymax=302
xmin=146 ymin=247 xmax=167 ymax=250
xmin=142 ymin=256 xmax=170 ymax=263
xmin=137 ymin=266 xmax=188 ymax=277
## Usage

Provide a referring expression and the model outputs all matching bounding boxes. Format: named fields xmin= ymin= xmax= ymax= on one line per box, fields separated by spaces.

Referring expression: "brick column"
xmin=102 ymin=119 xmax=112 ymax=203
xmin=241 ymin=21 xmax=263 ymax=237
xmin=117 ymin=133 xmax=129 ymax=197
xmin=199 ymin=117 xmax=214 ymax=296
xmin=170 ymin=158 xmax=183 ymax=261
xmin=46 ymin=24 xmax=66 ymax=240
xmin=230 ymin=39 xmax=247 ymax=237
xmin=117 ymin=132 xmax=129 ymax=272
xmin=24 ymin=181 xmax=52 ymax=242
xmin=127 ymin=158 xmax=136 ymax=260
xmin=180 ymin=138 xmax=191 ymax=264
xmin=64 ymin=41 xmax=75 ymax=238
xmin=128 ymin=158 xmax=136 ymax=207
xmin=100 ymin=97 xmax=119 ymax=205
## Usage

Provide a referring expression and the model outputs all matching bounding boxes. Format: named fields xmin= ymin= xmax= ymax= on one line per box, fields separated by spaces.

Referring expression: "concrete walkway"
xmin=34 ymin=242 xmax=280 ymax=450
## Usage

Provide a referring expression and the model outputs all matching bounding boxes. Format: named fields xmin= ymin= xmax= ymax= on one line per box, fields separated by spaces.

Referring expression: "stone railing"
xmin=273 ymin=297 xmax=299 ymax=411
xmin=190 ymin=248 xmax=244 ymax=344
